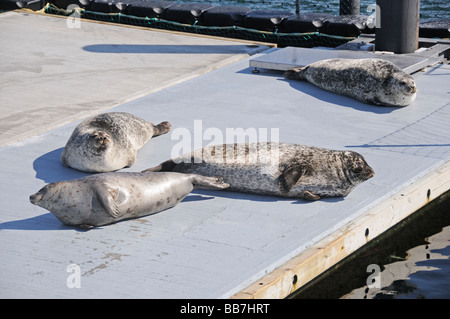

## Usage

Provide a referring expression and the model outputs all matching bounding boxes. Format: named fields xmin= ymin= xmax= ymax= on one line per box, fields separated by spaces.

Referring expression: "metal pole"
xmin=375 ymin=0 xmax=420 ymax=54
xmin=295 ymin=0 xmax=300 ymax=15
xmin=340 ymin=0 xmax=360 ymax=15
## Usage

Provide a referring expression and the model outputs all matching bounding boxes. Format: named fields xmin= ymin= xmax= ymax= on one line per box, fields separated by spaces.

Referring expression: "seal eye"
xmin=352 ymin=159 xmax=365 ymax=174
xmin=353 ymin=166 xmax=363 ymax=174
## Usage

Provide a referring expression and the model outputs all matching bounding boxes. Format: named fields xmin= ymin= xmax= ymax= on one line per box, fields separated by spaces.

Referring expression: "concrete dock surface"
xmin=0 ymin=11 xmax=266 ymax=148
xmin=1 ymin=10 xmax=449 ymax=299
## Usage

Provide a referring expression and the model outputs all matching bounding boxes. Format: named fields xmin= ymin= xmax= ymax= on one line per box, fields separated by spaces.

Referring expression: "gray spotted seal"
xmin=30 ymin=172 xmax=229 ymax=229
xmin=61 ymin=112 xmax=172 ymax=172
xmin=284 ymin=58 xmax=417 ymax=107
xmin=143 ymin=142 xmax=374 ymax=201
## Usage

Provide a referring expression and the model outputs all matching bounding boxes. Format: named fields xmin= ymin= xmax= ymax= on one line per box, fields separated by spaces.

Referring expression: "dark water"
xmin=171 ymin=0 xmax=449 ymax=20
xmin=289 ymin=191 xmax=450 ymax=299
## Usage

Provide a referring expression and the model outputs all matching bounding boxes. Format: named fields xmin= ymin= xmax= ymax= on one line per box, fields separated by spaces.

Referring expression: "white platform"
xmin=249 ymin=46 xmax=434 ymax=74
xmin=1 ymin=12 xmax=450 ymax=299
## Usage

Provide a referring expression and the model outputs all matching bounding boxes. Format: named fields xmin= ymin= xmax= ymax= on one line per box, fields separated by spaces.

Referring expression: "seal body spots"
xmin=30 ymin=172 xmax=229 ymax=229
xmin=61 ymin=112 xmax=172 ymax=172
xmin=143 ymin=142 xmax=374 ymax=201
xmin=284 ymin=58 xmax=417 ymax=107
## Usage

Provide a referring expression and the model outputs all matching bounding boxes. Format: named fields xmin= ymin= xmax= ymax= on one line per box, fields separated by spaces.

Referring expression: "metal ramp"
xmin=249 ymin=43 xmax=450 ymax=74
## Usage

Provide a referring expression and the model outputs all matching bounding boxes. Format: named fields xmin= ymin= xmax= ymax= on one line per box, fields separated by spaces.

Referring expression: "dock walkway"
xmin=1 ymin=11 xmax=449 ymax=299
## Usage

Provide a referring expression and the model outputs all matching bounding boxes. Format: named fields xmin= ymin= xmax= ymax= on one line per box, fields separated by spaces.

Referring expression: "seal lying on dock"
xmin=143 ymin=142 xmax=374 ymax=201
xmin=284 ymin=58 xmax=417 ymax=107
xmin=29 ymin=172 xmax=229 ymax=229
xmin=61 ymin=112 xmax=172 ymax=172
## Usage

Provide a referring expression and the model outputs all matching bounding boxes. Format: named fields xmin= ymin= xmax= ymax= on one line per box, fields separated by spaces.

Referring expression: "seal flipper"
xmin=283 ymin=66 xmax=308 ymax=81
xmin=142 ymin=159 xmax=177 ymax=173
xmin=78 ymin=224 xmax=95 ymax=230
xmin=152 ymin=121 xmax=172 ymax=137
xmin=191 ymin=175 xmax=230 ymax=190
xmin=95 ymin=185 xmax=121 ymax=218
xmin=278 ymin=162 xmax=304 ymax=194
xmin=301 ymin=190 xmax=320 ymax=201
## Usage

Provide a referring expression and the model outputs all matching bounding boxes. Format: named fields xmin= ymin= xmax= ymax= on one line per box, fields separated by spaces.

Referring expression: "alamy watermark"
xmin=170 ymin=120 xmax=280 ymax=165
xmin=66 ymin=263 xmax=81 ymax=288
xmin=66 ymin=5 xmax=81 ymax=29
xmin=366 ymin=264 xmax=381 ymax=289
xmin=366 ymin=4 xmax=381 ymax=29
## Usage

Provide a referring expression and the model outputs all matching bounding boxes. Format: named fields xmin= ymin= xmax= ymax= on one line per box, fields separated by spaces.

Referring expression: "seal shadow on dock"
xmin=192 ymin=189 xmax=345 ymax=204
xmin=279 ymin=78 xmax=401 ymax=114
xmin=0 ymin=213 xmax=82 ymax=231
xmin=33 ymin=147 xmax=90 ymax=183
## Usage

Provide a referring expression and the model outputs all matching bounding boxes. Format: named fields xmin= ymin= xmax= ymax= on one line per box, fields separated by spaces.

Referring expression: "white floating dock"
xmin=1 ymin=11 xmax=450 ymax=299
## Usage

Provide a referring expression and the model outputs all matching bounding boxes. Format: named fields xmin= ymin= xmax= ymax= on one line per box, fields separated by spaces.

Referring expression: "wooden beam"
xmin=232 ymin=160 xmax=450 ymax=299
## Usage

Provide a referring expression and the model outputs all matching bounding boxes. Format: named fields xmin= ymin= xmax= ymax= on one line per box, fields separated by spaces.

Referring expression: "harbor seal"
xmin=284 ymin=58 xmax=417 ymax=107
xmin=61 ymin=112 xmax=172 ymax=172
xmin=143 ymin=142 xmax=374 ymax=200
xmin=29 ymin=172 xmax=229 ymax=229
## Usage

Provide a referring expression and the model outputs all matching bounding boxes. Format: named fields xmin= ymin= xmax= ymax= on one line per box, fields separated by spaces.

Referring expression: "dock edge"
xmin=231 ymin=159 xmax=450 ymax=299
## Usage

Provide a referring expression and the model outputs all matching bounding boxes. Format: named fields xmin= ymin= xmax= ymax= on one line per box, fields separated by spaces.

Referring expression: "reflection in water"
xmin=290 ymin=191 xmax=450 ymax=299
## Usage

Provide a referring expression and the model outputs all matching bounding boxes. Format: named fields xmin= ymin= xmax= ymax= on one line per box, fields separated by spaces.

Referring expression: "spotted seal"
xmin=30 ymin=172 xmax=229 ymax=229
xmin=143 ymin=142 xmax=374 ymax=200
xmin=61 ymin=112 xmax=172 ymax=172
xmin=284 ymin=58 xmax=417 ymax=107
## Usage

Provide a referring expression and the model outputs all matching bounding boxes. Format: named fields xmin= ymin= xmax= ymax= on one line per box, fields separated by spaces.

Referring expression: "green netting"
xmin=42 ymin=3 xmax=356 ymax=48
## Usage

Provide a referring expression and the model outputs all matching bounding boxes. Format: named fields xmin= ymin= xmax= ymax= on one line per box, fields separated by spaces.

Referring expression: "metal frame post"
xmin=375 ymin=0 xmax=420 ymax=54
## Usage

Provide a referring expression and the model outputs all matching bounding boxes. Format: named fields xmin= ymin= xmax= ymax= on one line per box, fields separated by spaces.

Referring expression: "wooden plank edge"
xmin=231 ymin=160 xmax=450 ymax=299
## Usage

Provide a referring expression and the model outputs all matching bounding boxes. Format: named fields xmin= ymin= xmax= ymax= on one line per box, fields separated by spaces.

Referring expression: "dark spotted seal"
xmin=30 ymin=172 xmax=229 ymax=229
xmin=61 ymin=112 xmax=172 ymax=172
xmin=284 ymin=58 xmax=417 ymax=107
xmin=143 ymin=142 xmax=374 ymax=201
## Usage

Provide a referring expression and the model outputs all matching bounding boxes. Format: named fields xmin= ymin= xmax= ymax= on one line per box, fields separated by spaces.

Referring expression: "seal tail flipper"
xmin=142 ymin=159 xmax=177 ymax=172
xmin=152 ymin=121 xmax=172 ymax=137
xmin=283 ymin=66 xmax=308 ymax=81
xmin=191 ymin=175 xmax=230 ymax=190
xmin=301 ymin=190 xmax=321 ymax=201
xmin=278 ymin=162 xmax=304 ymax=194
